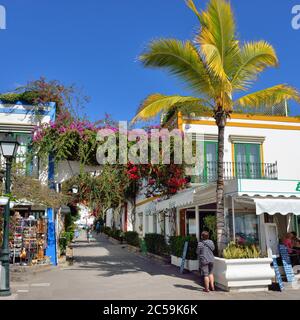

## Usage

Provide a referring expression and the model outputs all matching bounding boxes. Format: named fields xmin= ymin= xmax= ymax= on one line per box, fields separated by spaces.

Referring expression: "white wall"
xmin=184 ymin=121 xmax=300 ymax=180
xmin=55 ymin=161 xmax=102 ymax=183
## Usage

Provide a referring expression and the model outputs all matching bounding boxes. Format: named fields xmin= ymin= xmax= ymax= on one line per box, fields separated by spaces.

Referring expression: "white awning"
xmin=255 ymin=198 xmax=300 ymax=216
xmin=156 ymin=189 xmax=195 ymax=211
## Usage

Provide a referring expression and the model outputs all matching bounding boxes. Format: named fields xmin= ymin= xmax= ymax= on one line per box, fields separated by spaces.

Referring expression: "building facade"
xmin=0 ymin=101 xmax=59 ymax=265
xmin=121 ymin=112 xmax=300 ymax=259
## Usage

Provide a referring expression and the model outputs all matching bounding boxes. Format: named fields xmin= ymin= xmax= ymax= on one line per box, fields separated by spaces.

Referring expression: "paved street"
xmin=6 ymin=232 xmax=300 ymax=300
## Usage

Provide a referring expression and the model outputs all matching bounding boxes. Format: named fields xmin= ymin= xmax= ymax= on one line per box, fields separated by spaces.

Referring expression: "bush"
xmin=169 ymin=236 xmax=198 ymax=260
xmin=59 ymin=231 xmax=74 ymax=255
xmin=144 ymin=233 xmax=168 ymax=256
xmin=223 ymin=242 xmax=261 ymax=259
xmin=103 ymin=226 xmax=112 ymax=236
xmin=124 ymin=231 xmax=140 ymax=247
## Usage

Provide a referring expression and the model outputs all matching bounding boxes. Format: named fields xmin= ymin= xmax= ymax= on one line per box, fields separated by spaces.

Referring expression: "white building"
xmin=119 ymin=112 xmax=300 ymax=259
xmin=0 ymin=101 xmax=60 ymax=265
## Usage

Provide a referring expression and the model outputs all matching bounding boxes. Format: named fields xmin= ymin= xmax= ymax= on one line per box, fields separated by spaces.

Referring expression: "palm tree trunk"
xmin=215 ymin=111 xmax=228 ymax=256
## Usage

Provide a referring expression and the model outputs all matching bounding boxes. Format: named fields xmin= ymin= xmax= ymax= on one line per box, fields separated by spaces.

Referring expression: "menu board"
xmin=279 ymin=245 xmax=295 ymax=283
xmin=272 ymin=257 xmax=284 ymax=291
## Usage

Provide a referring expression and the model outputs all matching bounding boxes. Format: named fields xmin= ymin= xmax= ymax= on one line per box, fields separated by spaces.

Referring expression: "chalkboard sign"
xmin=180 ymin=241 xmax=189 ymax=274
xmin=272 ymin=257 xmax=284 ymax=291
xmin=279 ymin=245 xmax=295 ymax=283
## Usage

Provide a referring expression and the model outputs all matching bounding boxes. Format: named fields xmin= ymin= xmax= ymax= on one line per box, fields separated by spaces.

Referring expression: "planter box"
xmin=171 ymin=255 xmax=199 ymax=272
xmin=214 ymin=257 xmax=275 ymax=292
xmin=0 ymin=197 xmax=9 ymax=206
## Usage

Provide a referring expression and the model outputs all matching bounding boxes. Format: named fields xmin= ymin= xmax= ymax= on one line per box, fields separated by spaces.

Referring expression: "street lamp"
xmin=0 ymin=134 xmax=19 ymax=296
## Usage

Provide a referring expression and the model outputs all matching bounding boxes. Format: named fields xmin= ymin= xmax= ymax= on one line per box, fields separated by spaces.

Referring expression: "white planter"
xmin=9 ymin=201 xmax=16 ymax=209
xmin=0 ymin=197 xmax=9 ymax=206
xmin=171 ymin=255 xmax=199 ymax=271
xmin=214 ymin=257 xmax=275 ymax=292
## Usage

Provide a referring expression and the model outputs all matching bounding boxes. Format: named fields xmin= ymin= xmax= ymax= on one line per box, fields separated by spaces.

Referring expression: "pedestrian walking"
xmin=197 ymin=231 xmax=215 ymax=293
xmin=87 ymin=226 xmax=92 ymax=243
xmin=95 ymin=221 xmax=101 ymax=234
xmin=74 ymin=228 xmax=80 ymax=239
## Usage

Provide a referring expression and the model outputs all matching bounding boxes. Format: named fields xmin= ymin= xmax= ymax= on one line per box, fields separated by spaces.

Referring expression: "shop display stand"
xmin=10 ymin=217 xmax=49 ymax=266
xmin=23 ymin=219 xmax=38 ymax=265
xmin=10 ymin=220 xmax=23 ymax=264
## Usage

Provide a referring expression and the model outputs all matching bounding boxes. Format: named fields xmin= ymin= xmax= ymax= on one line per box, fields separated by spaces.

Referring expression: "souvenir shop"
xmin=8 ymin=205 xmax=50 ymax=266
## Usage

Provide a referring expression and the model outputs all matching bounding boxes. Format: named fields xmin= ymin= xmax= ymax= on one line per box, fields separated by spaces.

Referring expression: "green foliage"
xmin=0 ymin=92 xmax=40 ymax=105
xmin=59 ymin=231 xmax=74 ymax=255
xmin=169 ymin=235 xmax=198 ymax=260
xmin=223 ymin=242 xmax=261 ymax=259
xmin=103 ymin=227 xmax=124 ymax=241
xmin=144 ymin=233 xmax=168 ymax=256
xmin=203 ymin=215 xmax=217 ymax=243
xmin=124 ymin=231 xmax=140 ymax=247
xmin=12 ymin=176 xmax=69 ymax=208
xmin=103 ymin=226 xmax=112 ymax=236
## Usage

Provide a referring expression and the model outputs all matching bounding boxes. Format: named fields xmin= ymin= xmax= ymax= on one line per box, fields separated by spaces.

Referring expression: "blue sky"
xmin=1 ymin=0 xmax=300 ymax=121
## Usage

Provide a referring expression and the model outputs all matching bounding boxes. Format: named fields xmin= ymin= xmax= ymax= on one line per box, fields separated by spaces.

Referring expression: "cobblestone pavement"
xmin=6 ymin=232 xmax=300 ymax=300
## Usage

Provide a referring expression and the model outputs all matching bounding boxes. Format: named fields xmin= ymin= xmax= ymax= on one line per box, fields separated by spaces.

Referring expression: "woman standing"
xmin=197 ymin=231 xmax=215 ymax=293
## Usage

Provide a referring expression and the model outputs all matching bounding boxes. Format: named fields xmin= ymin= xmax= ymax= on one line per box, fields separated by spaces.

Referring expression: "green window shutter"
xmin=234 ymin=143 xmax=261 ymax=179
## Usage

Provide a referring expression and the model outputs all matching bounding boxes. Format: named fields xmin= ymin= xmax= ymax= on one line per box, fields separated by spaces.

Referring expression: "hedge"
xmin=124 ymin=231 xmax=140 ymax=247
xmin=169 ymin=236 xmax=198 ymax=260
xmin=144 ymin=233 xmax=168 ymax=256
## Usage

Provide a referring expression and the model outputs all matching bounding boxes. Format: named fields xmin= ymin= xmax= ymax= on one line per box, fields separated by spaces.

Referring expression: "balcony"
xmin=192 ymin=161 xmax=278 ymax=184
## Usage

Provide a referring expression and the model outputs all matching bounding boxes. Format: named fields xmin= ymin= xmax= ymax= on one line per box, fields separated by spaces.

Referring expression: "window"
xmin=186 ymin=210 xmax=196 ymax=236
xmin=235 ymin=212 xmax=259 ymax=245
xmin=193 ymin=141 xmax=218 ymax=183
xmin=204 ymin=142 xmax=218 ymax=182
xmin=234 ymin=143 xmax=262 ymax=179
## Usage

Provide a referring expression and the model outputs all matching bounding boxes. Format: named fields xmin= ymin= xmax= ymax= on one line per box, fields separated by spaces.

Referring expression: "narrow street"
xmin=8 ymin=232 xmax=300 ymax=300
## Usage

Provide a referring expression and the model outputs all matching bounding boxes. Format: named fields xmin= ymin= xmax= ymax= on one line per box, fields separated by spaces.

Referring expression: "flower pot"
xmin=171 ymin=255 xmax=199 ymax=271
xmin=214 ymin=257 xmax=275 ymax=292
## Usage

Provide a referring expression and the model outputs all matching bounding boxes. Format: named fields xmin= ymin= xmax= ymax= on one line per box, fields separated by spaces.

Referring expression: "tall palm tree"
xmin=132 ymin=0 xmax=300 ymax=254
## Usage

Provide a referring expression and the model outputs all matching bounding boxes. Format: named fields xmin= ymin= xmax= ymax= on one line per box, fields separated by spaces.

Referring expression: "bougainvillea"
xmin=32 ymin=113 xmax=190 ymax=217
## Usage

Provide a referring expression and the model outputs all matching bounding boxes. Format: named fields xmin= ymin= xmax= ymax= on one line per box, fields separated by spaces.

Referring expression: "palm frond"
xmin=186 ymin=0 xmax=201 ymax=21
xmin=132 ymin=94 xmax=209 ymax=123
xmin=234 ymin=85 xmax=300 ymax=109
xmin=139 ymin=39 xmax=214 ymax=96
xmin=231 ymin=41 xmax=278 ymax=91
xmin=196 ymin=0 xmax=238 ymax=83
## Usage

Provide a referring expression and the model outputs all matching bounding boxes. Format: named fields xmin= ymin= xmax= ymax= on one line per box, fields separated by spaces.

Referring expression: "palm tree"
xmin=132 ymin=0 xmax=300 ymax=254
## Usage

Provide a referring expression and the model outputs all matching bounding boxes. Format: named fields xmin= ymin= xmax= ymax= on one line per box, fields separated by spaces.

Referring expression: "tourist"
xmin=95 ymin=221 xmax=101 ymax=234
xmin=283 ymin=233 xmax=294 ymax=254
xmin=197 ymin=231 xmax=215 ymax=293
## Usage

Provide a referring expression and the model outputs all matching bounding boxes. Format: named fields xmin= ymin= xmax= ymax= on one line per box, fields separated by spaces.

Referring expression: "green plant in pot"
xmin=223 ymin=242 xmax=262 ymax=259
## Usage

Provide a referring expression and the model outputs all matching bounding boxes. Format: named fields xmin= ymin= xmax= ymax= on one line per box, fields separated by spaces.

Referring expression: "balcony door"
xmin=235 ymin=143 xmax=261 ymax=179
xmin=204 ymin=142 xmax=218 ymax=182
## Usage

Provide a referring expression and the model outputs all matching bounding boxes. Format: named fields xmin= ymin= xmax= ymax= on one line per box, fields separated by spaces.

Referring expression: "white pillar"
xmin=231 ymin=196 xmax=236 ymax=242
xmin=258 ymin=214 xmax=267 ymax=256
xmin=195 ymin=205 xmax=200 ymax=241
xmin=287 ymin=213 xmax=293 ymax=232
xmin=165 ymin=213 xmax=170 ymax=238
xmin=142 ymin=212 xmax=146 ymax=238
xmin=176 ymin=208 xmax=180 ymax=236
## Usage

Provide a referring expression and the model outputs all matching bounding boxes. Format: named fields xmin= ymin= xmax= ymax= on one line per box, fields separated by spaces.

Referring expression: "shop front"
xmin=0 ymin=204 xmax=51 ymax=266
xmin=226 ymin=179 xmax=300 ymax=257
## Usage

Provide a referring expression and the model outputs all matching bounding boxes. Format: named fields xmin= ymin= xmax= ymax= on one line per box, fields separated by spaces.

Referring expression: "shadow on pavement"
xmin=68 ymin=233 xmax=203 ymax=290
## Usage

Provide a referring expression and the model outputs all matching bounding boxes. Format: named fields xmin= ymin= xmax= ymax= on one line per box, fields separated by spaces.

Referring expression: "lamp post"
xmin=0 ymin=134 xmax=19 ymax=296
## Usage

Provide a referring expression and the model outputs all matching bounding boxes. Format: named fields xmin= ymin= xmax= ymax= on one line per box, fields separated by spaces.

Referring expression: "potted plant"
xmin=169 ymin=236 xmax=199 ymax=271
xmin=214 ymin=242 xmax=275 ymax=292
